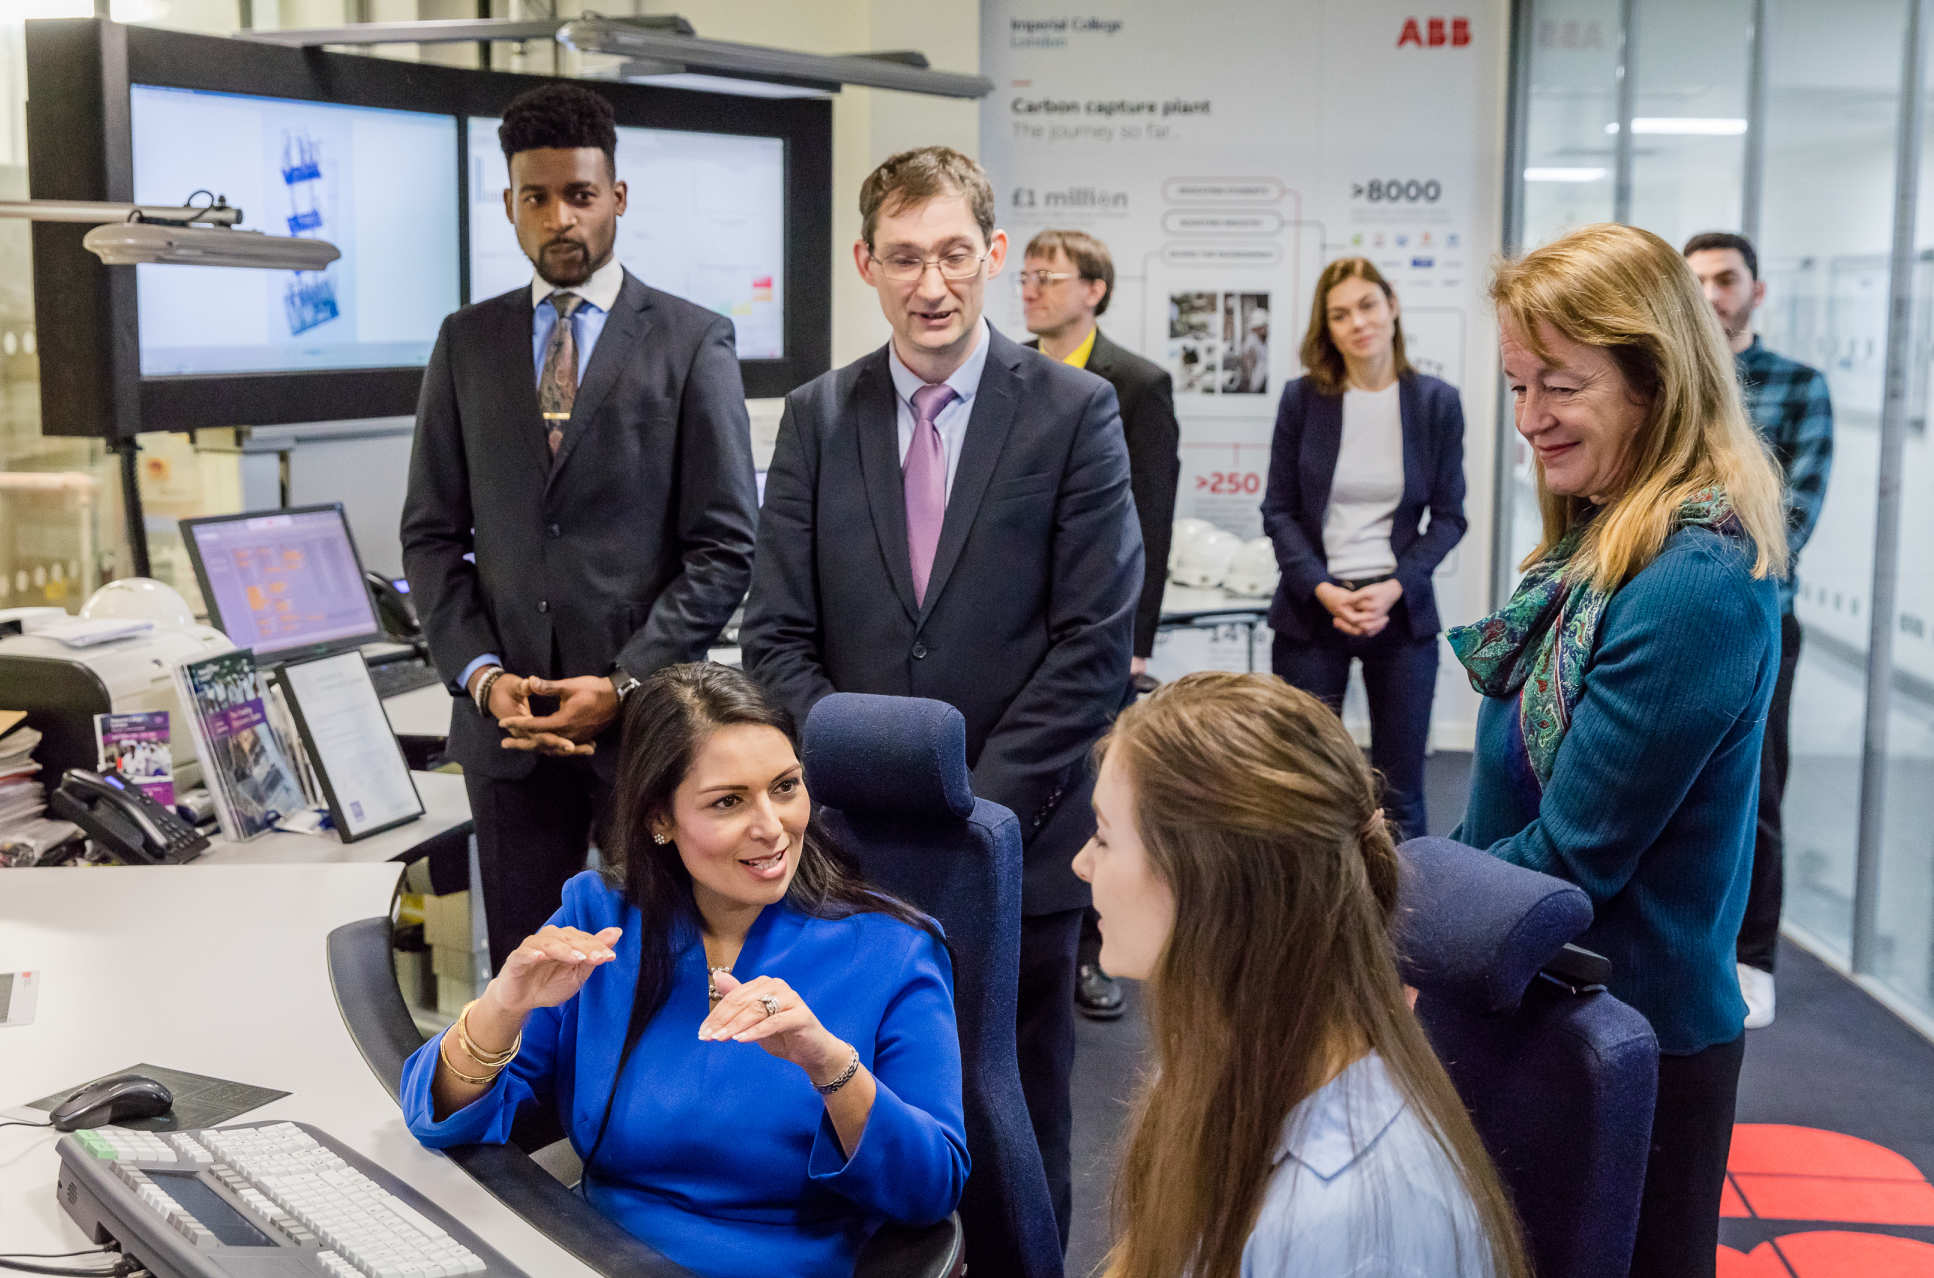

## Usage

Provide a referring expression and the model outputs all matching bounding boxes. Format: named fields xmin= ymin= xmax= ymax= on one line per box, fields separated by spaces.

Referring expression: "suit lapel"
xmin=1397 ymin=374 xmax=1426 ymax=505
xmin=855 ymin=352 xmax=921 ymax=621
xmin=920 ymin=330 xmax=1021 ymax=621
xmin=492 ymin=292 xmax=551 ymax=485
xmin=548 ymin=272 xmax=653 ymax=487
xmin=1084 ymin=328 xmax=1117 ymax=380
xmin=1304 ymin=383 xmax=1343 ymax=520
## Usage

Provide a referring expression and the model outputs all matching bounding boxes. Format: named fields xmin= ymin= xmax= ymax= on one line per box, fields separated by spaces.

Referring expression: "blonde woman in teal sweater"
xmin=1453 ymin=223 xmax=1786 ymax=1278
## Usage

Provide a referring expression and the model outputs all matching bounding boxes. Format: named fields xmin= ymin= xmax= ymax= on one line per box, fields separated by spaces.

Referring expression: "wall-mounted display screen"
xmin=26 ymin=20 xmax=829 ymax=437
xmin=465 ymin=118 xmax=786 ymax=360
xmin=130 ymin=85 xmax=460 ymax=376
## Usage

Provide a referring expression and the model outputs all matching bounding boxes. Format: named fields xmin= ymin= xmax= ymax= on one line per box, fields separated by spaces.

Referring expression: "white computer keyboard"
xmin=56 ymin=1120 xmax=524 ymax=1278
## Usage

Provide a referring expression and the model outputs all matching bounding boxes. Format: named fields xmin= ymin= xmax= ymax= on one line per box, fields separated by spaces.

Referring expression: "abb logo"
xmin=1397 ymin=17 xmax=1471 ymax=47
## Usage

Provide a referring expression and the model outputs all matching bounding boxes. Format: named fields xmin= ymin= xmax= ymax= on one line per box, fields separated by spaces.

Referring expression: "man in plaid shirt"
xmin=1686 ymin=231 xmax=1835 ymax=1031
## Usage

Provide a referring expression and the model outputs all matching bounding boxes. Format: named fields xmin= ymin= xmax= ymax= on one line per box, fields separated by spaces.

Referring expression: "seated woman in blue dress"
xmin=400 ymin=663 xmax=968 ymax=1278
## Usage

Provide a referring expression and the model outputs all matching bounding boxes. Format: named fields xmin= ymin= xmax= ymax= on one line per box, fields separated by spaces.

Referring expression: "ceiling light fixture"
xmin=1604 ymin=117 xmax=1749 ymax=135
xmin=1523 ymin=167 xmax=1611 ymax=183
xmin=0 ymin=196 xmax=340 ymax=270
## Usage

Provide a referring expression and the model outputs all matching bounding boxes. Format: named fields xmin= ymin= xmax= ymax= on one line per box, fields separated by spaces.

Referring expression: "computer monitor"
xmin=179 ymin=505 xmax=386 ymax=666
xmin=465 ymin=116 xmax=787 ymax=359
xmin=130 ymin=85 xmax=462 ymax=378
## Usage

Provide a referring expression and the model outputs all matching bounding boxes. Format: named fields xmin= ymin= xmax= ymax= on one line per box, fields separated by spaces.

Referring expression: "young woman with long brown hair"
xmin=1260 ymin=257 xmax=1467 ymax=842
xmin=1073 ymin=671 xmax=1528 ymax=1278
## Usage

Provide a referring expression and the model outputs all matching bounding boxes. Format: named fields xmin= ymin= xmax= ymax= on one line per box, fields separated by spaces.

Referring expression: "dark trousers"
xmin=1631 ymin=1034 xmax=1745 ymax=1277
xmin=1077 ymin=907 xmax=1103 ymax=969
xmin=1271 ymin=617 xmax=1439 ymax=841
xmin=1017 ymin=907 xmax=1082 ymax=1252
xmin=1738 ymin=611 xmax=1802 ymax=973
xmin=465 ymin=758 xmax=612 ymax=971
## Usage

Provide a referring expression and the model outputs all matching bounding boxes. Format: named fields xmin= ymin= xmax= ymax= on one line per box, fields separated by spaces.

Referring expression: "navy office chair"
xmin=803 ymin=692 xmax=1065 ymax=1278
xmin=1394 ymin=837 xmax=1660 ymax=1278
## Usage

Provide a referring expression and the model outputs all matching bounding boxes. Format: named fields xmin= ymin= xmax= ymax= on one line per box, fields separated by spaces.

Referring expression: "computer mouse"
xmin=49 ymin=1074 xmax=174 ymax=1132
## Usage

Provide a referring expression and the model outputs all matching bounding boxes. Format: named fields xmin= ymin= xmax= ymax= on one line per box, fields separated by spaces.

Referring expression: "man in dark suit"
xmin=402 ymin=84 xmax=757 ymax=969
xmin=1020 ymin=229 xmax=1180 ymax=1023
xmin=740 ymin=147 xmax=1141 ymax=1251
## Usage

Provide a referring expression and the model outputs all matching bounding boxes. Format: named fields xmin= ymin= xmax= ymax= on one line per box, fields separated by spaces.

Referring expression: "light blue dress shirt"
xmin=886 ymin=318 xmax=992 ymax=501
xmin=1241 ymin=1052 xmax=1497 ymax=1277
xmin=459 ymin=256 xmax=628 ymax=692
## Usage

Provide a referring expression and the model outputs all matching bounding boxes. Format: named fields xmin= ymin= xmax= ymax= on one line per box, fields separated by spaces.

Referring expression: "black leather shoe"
xmin=1075 ymin=963 xmax=1125 ymax=1020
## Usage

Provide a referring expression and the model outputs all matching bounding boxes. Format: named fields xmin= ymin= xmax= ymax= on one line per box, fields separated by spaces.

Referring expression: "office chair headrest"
xmin=802 ymin=693 xmax=975 ymax=820
xmin=1394 ymin=837 xmax=1594 ymax=1014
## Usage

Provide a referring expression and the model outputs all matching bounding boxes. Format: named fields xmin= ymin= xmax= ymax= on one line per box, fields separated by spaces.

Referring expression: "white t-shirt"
xmin=1321 ymin=383 xmax=1404 ymax=579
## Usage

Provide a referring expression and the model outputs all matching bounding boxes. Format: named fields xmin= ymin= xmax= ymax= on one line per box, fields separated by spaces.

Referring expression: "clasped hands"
xmin=1314 ymin=579 xmax=1404 ymax=638
xmin=485 ymin=926 xmax=853 ymax=1086
xmin=471 ymin=669 xmax=618 ymax=757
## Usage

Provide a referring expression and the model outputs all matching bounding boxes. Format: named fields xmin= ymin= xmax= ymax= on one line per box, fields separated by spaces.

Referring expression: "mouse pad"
xmin=27 ymin=1064 xmax=289 ymax=1130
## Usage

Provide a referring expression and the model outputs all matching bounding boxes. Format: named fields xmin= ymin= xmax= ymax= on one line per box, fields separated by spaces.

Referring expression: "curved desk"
xmin=0 ymin=863 xmax=599 ymax=1277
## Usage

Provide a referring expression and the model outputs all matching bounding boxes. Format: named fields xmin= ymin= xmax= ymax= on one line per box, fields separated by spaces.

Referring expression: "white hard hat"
xmin=82 ymin=577 xmax=194 ymax=627
xmin=1223 ymin=537 xmax=1280 ymax=598
xmin=1170 ymin=525 xmax=1244 ymax=588
xmin=1169 ymin=518 xmax=1213 ymax=575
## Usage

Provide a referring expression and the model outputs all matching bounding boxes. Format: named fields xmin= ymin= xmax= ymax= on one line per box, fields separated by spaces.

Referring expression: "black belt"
xmin=1332 ymin=573 xmax=1396 ymax=592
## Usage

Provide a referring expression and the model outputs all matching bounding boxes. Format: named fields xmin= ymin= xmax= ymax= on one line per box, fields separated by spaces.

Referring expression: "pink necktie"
xmin=904 ymin=382 xmax=957 ymax=605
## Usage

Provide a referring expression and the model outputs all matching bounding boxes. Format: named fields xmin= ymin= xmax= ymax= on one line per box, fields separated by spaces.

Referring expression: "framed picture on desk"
xmin=275 ymin=652 xmax=425 ymax=843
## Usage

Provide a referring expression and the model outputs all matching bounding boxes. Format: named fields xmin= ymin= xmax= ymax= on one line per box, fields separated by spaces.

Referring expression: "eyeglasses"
xmin=1015 ymin=270 xmax=1080 ymax=290
xmin=869 ymin=248 xmax=991 ymax=282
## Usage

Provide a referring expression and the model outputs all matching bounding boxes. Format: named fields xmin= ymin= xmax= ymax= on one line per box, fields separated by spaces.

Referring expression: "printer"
xmin=0 ymin=624 xmax=235 ymax=786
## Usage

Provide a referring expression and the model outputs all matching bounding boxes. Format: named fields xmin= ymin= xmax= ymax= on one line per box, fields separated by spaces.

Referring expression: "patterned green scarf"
xmin=1447 ymin=488 xmax=1737 ymax=789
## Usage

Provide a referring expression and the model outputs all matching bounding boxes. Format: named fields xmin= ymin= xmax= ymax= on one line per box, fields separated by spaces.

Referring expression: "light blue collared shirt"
xmin=886 ymin=318 xmax=992 ymax=502
xmin=459 ymin=256 xmax=630 ymax=693
xmin=1241 ymin=1052 xmax=1497 ymax=1277
xmin=530 ymin=254 xmax=625 ymax=389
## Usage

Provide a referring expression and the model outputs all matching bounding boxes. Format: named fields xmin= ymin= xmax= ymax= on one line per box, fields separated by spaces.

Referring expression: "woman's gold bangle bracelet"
xmin=454 ymin=999 xmax=521 ymax=1068
xmin=438 ymin=1031 xmax=502 ymax=1086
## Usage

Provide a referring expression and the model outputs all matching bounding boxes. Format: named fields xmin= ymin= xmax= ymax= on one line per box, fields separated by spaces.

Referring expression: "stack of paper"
xmin=0 ymin=714 xmax=79 ymax=867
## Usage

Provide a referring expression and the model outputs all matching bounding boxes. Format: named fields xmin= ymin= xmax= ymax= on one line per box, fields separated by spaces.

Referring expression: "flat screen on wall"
xmin=466 ymin=119 xmax=787 ymax=360
xmin=131 ymin=86 xmax=461 ymax=377
xmin=24 ymin=19 xmax=832 ymax=440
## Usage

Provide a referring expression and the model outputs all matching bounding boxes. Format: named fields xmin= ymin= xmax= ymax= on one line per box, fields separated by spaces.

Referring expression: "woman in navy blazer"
xmin=1261 ymin=258 xmax=1467 ymax=839
xmin=401 ymin=663 xmax=968 ymax=1278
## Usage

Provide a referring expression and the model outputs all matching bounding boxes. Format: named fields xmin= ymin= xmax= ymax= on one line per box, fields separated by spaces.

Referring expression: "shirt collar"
xmin=888 ymin=317 xmax=992 ymax=408
xmin=1270 ymin=1052 xmax=1410 ymax=1182
xmin=1062 ymin=326 xmax=1098 ymax=369
xmin=531 ymin=255 xmax=626 ymax=315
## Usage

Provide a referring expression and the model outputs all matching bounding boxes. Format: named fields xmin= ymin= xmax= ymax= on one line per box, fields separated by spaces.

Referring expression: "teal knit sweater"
xmin=1455 ymin=526 xmax=1780 ymax=1055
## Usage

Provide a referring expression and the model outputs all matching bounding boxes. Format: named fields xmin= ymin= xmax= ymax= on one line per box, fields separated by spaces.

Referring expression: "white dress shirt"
xmin=886 ymin=318 xmax=993 ymax=502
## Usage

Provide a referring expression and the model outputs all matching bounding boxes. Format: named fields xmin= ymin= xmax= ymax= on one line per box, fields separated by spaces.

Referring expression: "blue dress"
xmin=400 ymin=871 xmax=969 ymax=1278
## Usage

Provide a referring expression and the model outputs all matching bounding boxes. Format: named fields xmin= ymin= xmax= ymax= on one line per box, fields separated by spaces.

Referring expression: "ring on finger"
xmin=760 ymin=995 xmax=781 ymax=1018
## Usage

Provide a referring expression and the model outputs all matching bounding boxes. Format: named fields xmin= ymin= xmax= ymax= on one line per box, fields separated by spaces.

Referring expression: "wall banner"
xmin=980 ymin=0 xmax=1507 ymax=740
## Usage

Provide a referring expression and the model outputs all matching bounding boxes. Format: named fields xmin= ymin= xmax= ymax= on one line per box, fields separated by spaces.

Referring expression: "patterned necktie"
xmin=538 ymin=291 xmax=583 ymax=456
xmin=904 ymin=382 xmax=957 ymax=606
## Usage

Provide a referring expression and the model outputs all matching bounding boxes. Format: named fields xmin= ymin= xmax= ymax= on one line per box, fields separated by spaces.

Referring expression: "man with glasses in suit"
xmin=742 ymin=147 xmax=1142 ymax=1252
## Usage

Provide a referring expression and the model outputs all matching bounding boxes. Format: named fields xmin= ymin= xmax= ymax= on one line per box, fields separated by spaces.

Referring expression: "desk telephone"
xmin=50 ymin=767 xmax=209 ymax=864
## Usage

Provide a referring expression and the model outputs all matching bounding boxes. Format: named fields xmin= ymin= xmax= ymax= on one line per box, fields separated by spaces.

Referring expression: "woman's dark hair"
xmin=581 ymin=662 xmax=936 ymax=1175
xmin=498 ymin=82 xmax=618 ymax=171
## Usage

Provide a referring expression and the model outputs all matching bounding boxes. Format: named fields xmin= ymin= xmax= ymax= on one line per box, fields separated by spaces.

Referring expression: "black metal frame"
xmin=25 ymin=18 xmax=833 ymax=440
